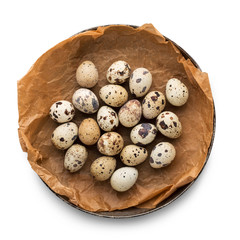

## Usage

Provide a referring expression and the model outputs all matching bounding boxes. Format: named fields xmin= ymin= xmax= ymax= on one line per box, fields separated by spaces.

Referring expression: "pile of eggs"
xmin=49 ymin=60 xmax=189 ymax=192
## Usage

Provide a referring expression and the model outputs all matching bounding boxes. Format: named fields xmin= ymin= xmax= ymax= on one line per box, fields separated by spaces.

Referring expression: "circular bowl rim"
xmin=41 ymin=24 xmax=216 ymax=219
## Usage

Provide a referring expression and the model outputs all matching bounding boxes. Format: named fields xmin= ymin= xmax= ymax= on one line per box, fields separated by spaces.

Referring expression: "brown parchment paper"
xmin=17 ymin=24 xmax=214 ymax=212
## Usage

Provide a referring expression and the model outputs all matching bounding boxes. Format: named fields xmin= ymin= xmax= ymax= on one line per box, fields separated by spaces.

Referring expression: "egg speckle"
xmin=90 ymin=156 xmax=116 ymax=181
xmin=97 ymin=106 xmax=119 ymax=132
xmin=120 ymin=145 xmax=148 ymax=166
xmin=110 ymin=167 xmax=138 ymax=192
xmin=166 ymin=78 xmax=189 ymax=106
xmin=99 ymin=84 xmax=128 ymax=107
xmin=129 ymin=68 xmax=152 ymax=97
xmin=97 ymin=132 xmax=124 ymax=156
xmin=107 ymin=60 xmax=131 ymax=84
xmin=118 ymin=99 xmax=142 ymax=128
xmin=51 ymin=122 xmax=78 ymax=150
xmin=130 ymin=123 xmax=157 ymax=145
xmin=64 ymin=144 xmax=88 ymax=172
xmin=150 ymin=142 xmax=176 ymax=168
xmin=156 ymin=111 xmax=182 ymax=138
xmin=49 ymin=100 xmax=75 ymax=123
xmin=76 ymin=61 xmax=98 ymax=88
xmin=72 ymin=88 xmax=99 ymax=114
xmin=142 ymin=91 xmax=166 ymax=119
xmin=79 ymin=118 xmax=100 ymax=145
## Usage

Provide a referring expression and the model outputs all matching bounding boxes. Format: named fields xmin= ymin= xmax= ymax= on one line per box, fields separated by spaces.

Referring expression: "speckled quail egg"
xmin=97 ymin=132 xmax=124 ymax=156
xmin=130 ymin=123 xmax=157 ymax=146
xmin=64 ymin=144 xmax=88 ymax=172
xmin=106 ymin=60 xmax=131 ymax=84
xmin=142 ymin=91 xmax=166 ymax=119
xmin=97 ymin=106 xmax=119 ymax=132
xmin=118 ymin=99 xmax=142 ymax=128
xmin=156 ymin=111 xmax=182 ymax=138
xmin=110 ymin=167 xmax=138 ymax=192
xmin=120 ymin=145 xmax=148 ymax=166
xmin=79 ymin=118 xmax=100 ymax=145
xmin=72 ymin=88 xmax=99 ymax=114
xmin=99 ymin=84 xmax=128 ymax=107
xmin=90 ymin=156 xmax=116 ymax=181
xmin=129 ymin=68 xmax=152 ymax=97
xmin=150 ymin=142 xmax=176 ymax=168
xmin=166 ymin=78 xmax=189 ymax=106
xmin=76 ymin=61 xmax=98 ymax=88
xmin=49 ymin=100 xmax=75 ymax=123
xmin=51 ymin=122 xmax=78 ymax=150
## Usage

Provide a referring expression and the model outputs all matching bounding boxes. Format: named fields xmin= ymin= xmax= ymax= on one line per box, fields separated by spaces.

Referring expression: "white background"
xmin=1 ymin=0 xmax=239 ymax=239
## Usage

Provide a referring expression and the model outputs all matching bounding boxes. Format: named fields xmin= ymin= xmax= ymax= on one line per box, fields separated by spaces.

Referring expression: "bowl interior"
xmin=42 ymin=25 xmax=215 ymax=218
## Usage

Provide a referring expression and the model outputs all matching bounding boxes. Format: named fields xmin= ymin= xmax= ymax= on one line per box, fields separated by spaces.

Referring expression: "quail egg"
xmin=79 ymin=118 xmax=100 ymax=145
xmin=120 ymin=145 xmax=148 ymax=166
xmin=90 ymin=156 xmax=116 ymax=181
xmin=51 ymin=122 xmax=78 ymax=150
xmin=129 ymin=68 xmax=152 ymax=97
xmin=130 ymin=123 xmax=157 ymax=146
xmin=97 ymin=106 xmax=119 ymax=132
xmin=106 ymin=60 xmax=131 ymax=84
xmin=110 ymin=167 xmax=138 ymax=192
xmin=97 ymin=132 xmax=124 ymax=156
xmin=76 ymin=60 xmax=98 ymax=88
xmin=142 ymin=91 xmax=166 ymax=119
xmin=150 ymin=142 xmax=176 ymax=168
xmin=166 ymin=78 xmax=189 ymax=106
xmin=72 ymin=88 xmax=99 ymax=114
xmin=49 ymin=100 xmax=75 ymax=123
xmin=64 ymin=144 xmax=88 ymax=172
xmin=99 ymin=84 xmax=128 ymax=107
xmin=156 ymin=111 xmax=182 ymax=138
xmin=118 ymin=99 xmax=142 ymax=128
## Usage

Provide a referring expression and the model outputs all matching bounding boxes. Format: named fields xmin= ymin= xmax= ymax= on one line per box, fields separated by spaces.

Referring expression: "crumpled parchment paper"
xmin=18 ymin=24 xmax=214 ymax=212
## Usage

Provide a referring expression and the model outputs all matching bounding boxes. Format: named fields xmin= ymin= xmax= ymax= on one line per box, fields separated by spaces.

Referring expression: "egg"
xmin=110 ymin=167 xmax=138 ymax=192
xmin=129 ymin=68 xmax=152 ymax=97
xmin=97 ymin=106 xmax=119 ymax=132
xmin=156 ymin=111 xmax=182 ymax=138
xmin=142 ymin=91 xmax=166 ymax=119
xmin=118 ymin=99 xmax=142 ymax=128
xmin=166 ymin=78 xmax=189 ymax=106
xmin=51 ymin=122 xmax=78 ymax=150
xmin=99 ymin=84 xmax=128 ymax=107
xmin=76 ymin=61 xmax=98 ymax=88
xmin=106 ymin=60 xmax=131 ymax=84
xmin=90 ymin=156 xmax=116 ymax=181
xmin=120 ymin=145 xmax=148 ymax=166
xmin=64 ymin=144 xmax=88 ymax=172
xmin=49 ymin=100 xmax=75 ymax=123
xmin=150 ymin=142 xmax=176 ymax=168
xmin=97 ymin=132 xmax=124 ymax=156
xmin=72 ymin=88 xmax=99 ymax=114
xmin=130 ymin=123 xmax=157 ymax=146
xmin=79 ymin=118 xmax=100 ymax=145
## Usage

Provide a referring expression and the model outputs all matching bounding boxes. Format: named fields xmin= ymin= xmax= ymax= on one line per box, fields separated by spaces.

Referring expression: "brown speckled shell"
xmin=99 ymin=84 xmax=128 ymax=107
xmin=72 ymin=88 xmax=99 ymax=114
xmin=118 ymin=99 xmax=142 ymax=128
xmin=120 ymin=145 xmax=148 ymax=166
xmin=97 ymin=132 xmax=124 ymax=156
xmin=106 ymin=60 xmax=131 ymax=84
xmin=156 ymin=111 xmax=182 ymax=139
xmin=79 ymin=118 xmax=100 ymax=145
xmin=90 ymin=156 xmax=116 ymax=181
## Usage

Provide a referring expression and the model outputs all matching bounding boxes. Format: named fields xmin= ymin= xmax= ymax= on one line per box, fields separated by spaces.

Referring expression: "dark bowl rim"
xmin=41 ymin=24 xmax=216 ymax=219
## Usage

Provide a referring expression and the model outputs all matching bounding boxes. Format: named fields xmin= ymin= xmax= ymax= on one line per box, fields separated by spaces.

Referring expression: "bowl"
xmin=41 ymin=25 xmax=216 ymax=218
